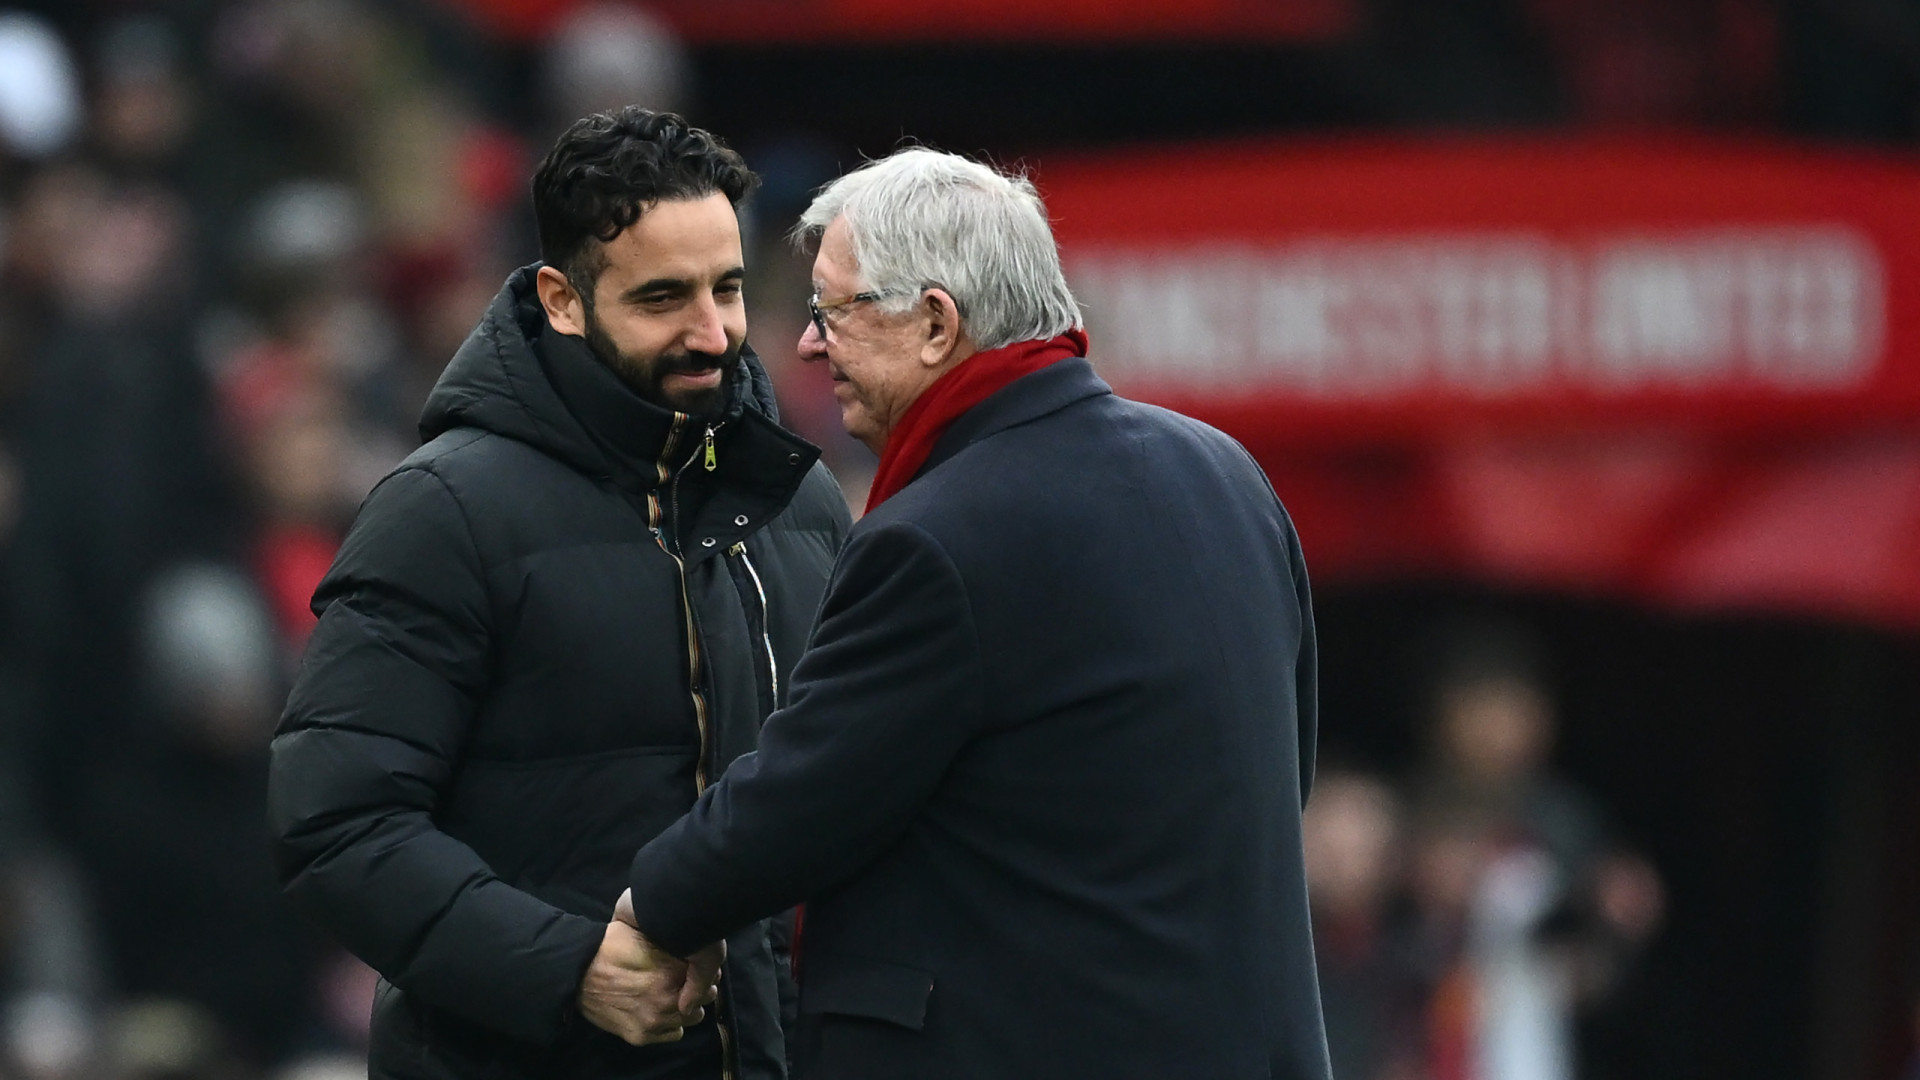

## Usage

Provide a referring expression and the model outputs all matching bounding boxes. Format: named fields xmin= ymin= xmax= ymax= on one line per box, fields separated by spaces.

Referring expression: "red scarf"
xmin=864 ymin=328 xmax=1089 ymax=513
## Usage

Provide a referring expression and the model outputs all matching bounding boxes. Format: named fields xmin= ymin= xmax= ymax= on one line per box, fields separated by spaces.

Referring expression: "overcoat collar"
xmin=917 ymin=356 xmax=1112 ymax=481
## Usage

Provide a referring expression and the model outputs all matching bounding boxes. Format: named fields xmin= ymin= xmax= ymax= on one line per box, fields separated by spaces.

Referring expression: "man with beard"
xmin=267 ymin=108 xmax=851 ymax=1080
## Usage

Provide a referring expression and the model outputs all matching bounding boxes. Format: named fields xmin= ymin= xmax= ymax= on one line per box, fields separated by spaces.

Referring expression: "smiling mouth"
xmin=665 ymin=368 xmax=724 ymax=386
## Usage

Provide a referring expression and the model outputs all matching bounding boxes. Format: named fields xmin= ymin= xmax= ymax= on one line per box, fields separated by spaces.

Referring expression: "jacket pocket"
xmin=798 ymin=953 xmax=936 ymax=1031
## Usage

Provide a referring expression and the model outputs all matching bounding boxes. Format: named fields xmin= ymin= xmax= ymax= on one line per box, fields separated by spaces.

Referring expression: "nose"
xmin=797 ymin=317 xmax=828 ymax=363
xmin=685 ymin=296 xmax=729 ymax=356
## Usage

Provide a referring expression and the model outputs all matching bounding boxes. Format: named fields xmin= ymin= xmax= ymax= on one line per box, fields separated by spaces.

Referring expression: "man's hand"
xmin=611 ymin=889 xmax=727 ymax=1019
xmin=579 ymin=891 xmax=727 ymax=1045
xmin=678 ymin=938 xmax=725 ymax=1015
xmin=577 ymin=921 xmax=703 ymax=1046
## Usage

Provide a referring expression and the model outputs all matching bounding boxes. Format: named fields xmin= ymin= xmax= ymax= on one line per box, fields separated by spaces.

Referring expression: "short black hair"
xmin=531 ymin=107 xmax=758 ymax=298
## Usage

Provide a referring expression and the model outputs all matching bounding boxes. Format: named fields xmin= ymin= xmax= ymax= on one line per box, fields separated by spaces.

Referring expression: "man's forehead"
xmin=811 ymin=217 xmax=861 ymax=288
xmin=601 ymin=193 xmax=742 ymax=280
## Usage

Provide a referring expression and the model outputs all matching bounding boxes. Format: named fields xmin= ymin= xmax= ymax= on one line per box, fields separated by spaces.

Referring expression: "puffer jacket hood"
xmin=421 ymin=264 xmax=784 ymax=479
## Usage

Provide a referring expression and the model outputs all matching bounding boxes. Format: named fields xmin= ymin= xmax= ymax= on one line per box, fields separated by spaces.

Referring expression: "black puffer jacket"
xmin=268 ymin=266 xmax=850 ymax=1080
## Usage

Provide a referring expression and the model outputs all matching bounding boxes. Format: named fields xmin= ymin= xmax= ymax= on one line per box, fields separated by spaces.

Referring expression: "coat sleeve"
xmin=625 ymin=520 xmax=985 ymax=956
xmin=1228 ymin=434 xmax=1320 ymax=808
xmin=267 ymin=466 xmax=604 ymax=1044
xmin=1287 ymin=512 xmax=1319 ymax=807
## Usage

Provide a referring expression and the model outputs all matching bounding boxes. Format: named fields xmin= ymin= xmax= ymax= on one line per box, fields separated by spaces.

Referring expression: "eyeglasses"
xmin=807 ymin=290 xmax=894 ymax=341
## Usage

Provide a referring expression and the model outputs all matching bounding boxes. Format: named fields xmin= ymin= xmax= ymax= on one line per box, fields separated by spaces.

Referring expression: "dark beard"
xmin=583 ymin=310 xmax=741 ymax=417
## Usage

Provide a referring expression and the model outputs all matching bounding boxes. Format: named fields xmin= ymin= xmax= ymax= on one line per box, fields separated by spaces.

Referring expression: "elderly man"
xmin=620 ymin=148 xmax=1331 ymax=1079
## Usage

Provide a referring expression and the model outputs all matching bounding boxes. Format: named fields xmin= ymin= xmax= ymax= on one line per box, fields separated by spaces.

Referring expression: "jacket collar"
xmin=418 ymin=266 xmax=822 ymax=549
xmin=538 ymin=321 xmax=737 ymax=487
xmin=538 ymin=323 xmax=823 ymax=560
xmin=917 ymin=356 xmax=1112 ymax=479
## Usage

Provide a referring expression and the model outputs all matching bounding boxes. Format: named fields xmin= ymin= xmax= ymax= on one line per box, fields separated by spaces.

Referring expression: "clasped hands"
xmin=577 ymin=888 xmax=726 ymax=1046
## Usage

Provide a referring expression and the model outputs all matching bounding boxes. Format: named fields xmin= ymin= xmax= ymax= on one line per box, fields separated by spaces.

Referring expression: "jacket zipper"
xmin=651 ymin=419 xmax=736 ymax=1080
xmin=646 ymin=414 xmax=716 ymax=790
xmin=700 ymin=423 xmax=739 ymax=1080
xmin=729 ymin=542 xmax=779 ymax=709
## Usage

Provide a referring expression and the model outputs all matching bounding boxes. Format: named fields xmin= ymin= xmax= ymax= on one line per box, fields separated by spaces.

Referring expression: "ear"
xmin=536 ymin=265 xmax=589 ymax=338
xmin=917 ymin=288 xmax=974 ymax=369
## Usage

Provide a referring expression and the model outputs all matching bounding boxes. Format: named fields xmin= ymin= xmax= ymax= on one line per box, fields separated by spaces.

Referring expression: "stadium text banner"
xmin=1035 ymin=139 xmax=1920 ymax=626
xmin=1041 ymin=138 xmax=1920 ymax=444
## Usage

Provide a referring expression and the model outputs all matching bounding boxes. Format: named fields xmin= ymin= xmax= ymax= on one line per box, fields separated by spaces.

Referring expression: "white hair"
xmin=795 ymin=148 xmax=1081 ymax=351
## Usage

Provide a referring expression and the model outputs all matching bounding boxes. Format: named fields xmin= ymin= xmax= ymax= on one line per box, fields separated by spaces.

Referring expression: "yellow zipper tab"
xmin=703 ymin=425 xmax=718 ymax=472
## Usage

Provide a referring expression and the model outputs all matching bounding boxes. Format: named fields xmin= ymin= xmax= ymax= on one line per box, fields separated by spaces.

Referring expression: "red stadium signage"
xmin=1072 ymin=229 xmax=1882 ymax=410
xmin=441 ymin=0 xmax=1354 ymax=42
xmin=1036 ymin=140 xmax=1920 ymax=626
xmin=1042 ymin=138 xmax=1920 ymax=437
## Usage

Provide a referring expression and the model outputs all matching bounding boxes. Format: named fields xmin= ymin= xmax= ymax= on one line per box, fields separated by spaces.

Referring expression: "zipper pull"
xmin=703 ymin=425 xmax=718 ymax=472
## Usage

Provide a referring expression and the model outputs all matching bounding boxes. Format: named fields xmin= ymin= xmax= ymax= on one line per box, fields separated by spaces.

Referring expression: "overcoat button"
xmin=734 ymin=515 xmax=749 ymax=526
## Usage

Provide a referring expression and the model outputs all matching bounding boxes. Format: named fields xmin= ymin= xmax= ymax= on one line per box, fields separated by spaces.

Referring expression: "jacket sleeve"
xmin=267 ymin=466 xmax=604 ymax=1044
xmin=626 ymin=520 xmax=985 ymax=956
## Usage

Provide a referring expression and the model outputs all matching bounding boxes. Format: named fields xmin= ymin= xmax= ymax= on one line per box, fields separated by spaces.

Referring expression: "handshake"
xmin=576 ymin=888 xmax=726 ymax=1046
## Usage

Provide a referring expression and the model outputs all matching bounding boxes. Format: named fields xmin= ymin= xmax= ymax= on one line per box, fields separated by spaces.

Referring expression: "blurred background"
xmin=0 ymin=1 xmax=1913 ymax=1078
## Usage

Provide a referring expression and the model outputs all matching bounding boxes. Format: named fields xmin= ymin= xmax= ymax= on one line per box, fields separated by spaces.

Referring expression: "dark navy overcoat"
xmin=628 ymin=356 xmax=1332 ymax=1080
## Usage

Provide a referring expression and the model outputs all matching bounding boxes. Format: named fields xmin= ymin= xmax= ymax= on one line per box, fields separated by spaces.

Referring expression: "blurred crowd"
xmin=1303 ymin=622 xmax=1665 ymax=1080
xmin=0 ymin=3 xmax=867 ymax=1078
xmin=0 ymin=0 xmax=1914 ymax=1078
